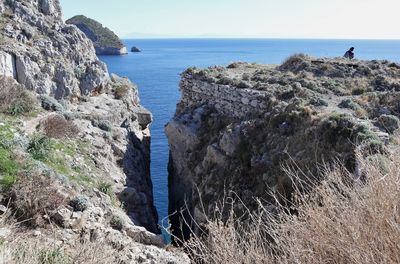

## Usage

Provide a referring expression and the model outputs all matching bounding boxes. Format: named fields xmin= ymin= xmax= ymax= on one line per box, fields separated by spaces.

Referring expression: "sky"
xmin=59 ymin=0 xmax=400 ymax=39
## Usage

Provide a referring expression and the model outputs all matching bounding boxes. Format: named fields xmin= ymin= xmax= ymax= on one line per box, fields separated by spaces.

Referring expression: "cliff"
xmin=66 ymin=15 xmax=128 ymax=55
xmin=0 ymin=0 xmax=188 ymax=263
xmin=166 ymin=55 xmax=400 ymax=241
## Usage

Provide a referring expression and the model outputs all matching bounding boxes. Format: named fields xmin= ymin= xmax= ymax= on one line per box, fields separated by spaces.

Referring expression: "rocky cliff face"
xmin=166 ymin=55 xmax=400 ymax=241
xmin=66 ymin=15 xmax=128 ymax=56
xmin=0 ymin=0 xmax=188 ymax=262
xmin=0 ymin=0 xmax=109 ymax=98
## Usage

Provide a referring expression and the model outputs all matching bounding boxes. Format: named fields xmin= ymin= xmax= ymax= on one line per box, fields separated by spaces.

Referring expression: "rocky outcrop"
xmin=0 ymin=0 xmax=109 ymax=98
xmin=66 ymin=15 xmax=128 ymax=55
xmin=131 ymin=46 xmax=141 ymax=53
xmin=166 ymin=56 xmax=400 ymax=241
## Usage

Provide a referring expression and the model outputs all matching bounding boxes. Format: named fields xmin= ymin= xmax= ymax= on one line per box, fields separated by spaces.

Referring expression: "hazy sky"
xmin=59 ymin=0 xmax=400 ymax=39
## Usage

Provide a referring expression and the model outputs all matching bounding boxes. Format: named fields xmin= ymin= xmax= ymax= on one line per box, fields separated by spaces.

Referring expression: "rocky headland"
xmin=66 ymin=15 xmax=128 ymax=56
xmin=0 ymin=0 xmax=188 ymax=263
xmin=166 ymin=55 xmax=400 ymax=241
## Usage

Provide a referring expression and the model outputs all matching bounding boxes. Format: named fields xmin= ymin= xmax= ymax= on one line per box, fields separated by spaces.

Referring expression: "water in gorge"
xmin=99 ymin=38 xmax=400 ymax=238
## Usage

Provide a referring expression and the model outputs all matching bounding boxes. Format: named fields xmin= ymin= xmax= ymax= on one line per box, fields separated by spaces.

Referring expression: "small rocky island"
xmin=131 ymin=46 xmax=141 ymax=53
xmin=66 ymin=15 xmax=128 ymax=55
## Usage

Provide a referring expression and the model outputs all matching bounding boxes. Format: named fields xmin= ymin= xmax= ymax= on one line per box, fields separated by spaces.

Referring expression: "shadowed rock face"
xmin=166 ymin=56 xmax=400 ymax=242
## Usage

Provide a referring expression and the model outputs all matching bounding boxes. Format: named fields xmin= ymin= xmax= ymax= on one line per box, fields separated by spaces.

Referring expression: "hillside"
xmin=66 ymin=15 xmax=128 ymax=55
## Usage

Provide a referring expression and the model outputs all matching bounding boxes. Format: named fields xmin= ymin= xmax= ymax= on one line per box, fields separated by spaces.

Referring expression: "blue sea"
xmin=99 ymin=39 xmax=400 ymax=237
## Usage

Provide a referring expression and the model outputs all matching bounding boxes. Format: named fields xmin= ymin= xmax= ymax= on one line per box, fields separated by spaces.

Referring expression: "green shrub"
xmin=377 ymin=114 xmax=400 ymax=133
xmin=37 ymin=247 xmax=67 ymax=264
xmin=28 ymin=135 xmax=51 ymax=161
xmin=40 ymin=95 xmax=64 ymax=112
xmin=110 ymin=215 xmax=124 ymax=231
xmin=99 ymin=182 xmax=113 ymax=195
xmin=69 ymin=196 xmax=90 ymax=212
xmin=338 ymin=99 xmax=362 ymax=111
xmin=0 ymin=147 xmax=18 ymax=191
xmin=113 ymin=84 xmax=130 ymax=99
xmin=91 ymin=119 xmax=112 ymax=132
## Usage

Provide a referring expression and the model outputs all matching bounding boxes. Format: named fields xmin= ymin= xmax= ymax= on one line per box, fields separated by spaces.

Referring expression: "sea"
xmin=99 ymin=39 xmax=400 ymax=238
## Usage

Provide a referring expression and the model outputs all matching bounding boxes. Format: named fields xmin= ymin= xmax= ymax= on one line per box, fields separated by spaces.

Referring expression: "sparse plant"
xmin=377 ymin=114 xmax=400 ymax=133
xmin=40 ymin=95 xmax=64 ymax=112
xmin=98 ymin=182 xmax=113 ymax=195
xmin=113 ymin=84 xmax=130 ymax=99
xmin=11 ymin=174 xmax=66 ymax=227
xmin=110 ymin=215 xmax=124 ymax=231
xmin=69 ymin=196 xmax=90 ymax=212
xmin=28 ymin=135 xmax=51 ymax=161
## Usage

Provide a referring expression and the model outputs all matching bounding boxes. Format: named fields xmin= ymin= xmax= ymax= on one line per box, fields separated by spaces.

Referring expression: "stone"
xmin=0 ymin=52 xmax=16 ymax=78
xmin=53 ymin=207 xmax=72 ymax=227
xmin=0 ymin=205 xmax=7 ymax=215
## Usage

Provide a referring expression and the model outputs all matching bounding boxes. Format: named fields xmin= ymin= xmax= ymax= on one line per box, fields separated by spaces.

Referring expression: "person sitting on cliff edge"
xmin=344 ymin=47 xmax=355 ymax=59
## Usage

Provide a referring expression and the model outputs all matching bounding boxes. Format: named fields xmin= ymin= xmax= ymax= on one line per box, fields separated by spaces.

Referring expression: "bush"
xmin=110 ymin=215 xmax=124 ymax=231
xmin=40 ymin=114 xmax=80 ymax=139
xmin=113 ymin=84 xmax=130 ymax=99
xmin=0 ymin=147 xmax=18 ymax=191
xmin=0 ymin=76 xmax=36 ymax=115
xmin=69 ymin=196 xmax=90 ymax=212
xmin=98 ymin=182 xmax=113 ymax=195
xmin=91 ymin=119 xmax=112 ymax=132
xmin=28 ymin=135 xmax=51 ymax=161
xmin=377 ymin=114 xmax=400 ymax=133
xmin=279 ymin=54 xmax=309 ymax=72
xmin=11 ymin=174 xmax=66 ymax=227
xmin=338 ymin=98 xmax=362 ymax=111
xmin=40 ymin=95 xmax=64 ymax=112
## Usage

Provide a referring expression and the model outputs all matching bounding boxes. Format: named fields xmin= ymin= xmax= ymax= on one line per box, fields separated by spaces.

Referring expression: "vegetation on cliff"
xmin=167 ymin=55 xmax=400 ymax=262
xmin=66 ymin=15 xmax=126 ymax=54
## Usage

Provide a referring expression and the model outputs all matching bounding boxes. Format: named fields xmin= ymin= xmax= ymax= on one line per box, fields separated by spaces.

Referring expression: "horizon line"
xmin=120 ymin=37 xmax=400 ymax=41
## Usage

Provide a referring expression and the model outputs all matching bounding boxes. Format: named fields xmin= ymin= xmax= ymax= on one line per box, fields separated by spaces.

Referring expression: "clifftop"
xmin=66 ymin=15 xmax=127 ymax=55
xmin=167 ymin=55 xmax=400 ymax=242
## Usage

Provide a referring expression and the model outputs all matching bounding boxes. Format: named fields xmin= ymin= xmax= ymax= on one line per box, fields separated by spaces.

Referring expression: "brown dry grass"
xmin=181 ymin=148 xmax=400 ymax=264
xmin=40 ymin=114 xmax=80 ymax=139
xmin=10 ymin=173 xmax=68 ymax=227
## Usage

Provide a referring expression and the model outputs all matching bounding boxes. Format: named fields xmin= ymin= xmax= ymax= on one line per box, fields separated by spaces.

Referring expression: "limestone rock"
xmin=0 ymin=0 xmax=110 ymax=98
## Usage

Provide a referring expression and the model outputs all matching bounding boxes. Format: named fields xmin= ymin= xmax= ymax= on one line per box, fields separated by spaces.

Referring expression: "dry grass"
xmin=40 ymin=114 xmax=80 ymax=139
xmin=279 ymin=53 xmax=309 ymax=72
xmin=10 ymin=173 xmax=67 ymax=227
xmin=181 ymin=148 xmax=400 ymax=264
xmin=0 ymin=232 xmax=122 ymax=264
